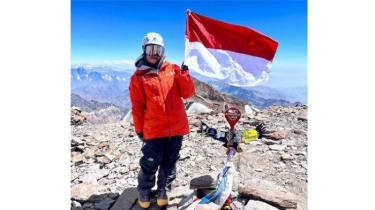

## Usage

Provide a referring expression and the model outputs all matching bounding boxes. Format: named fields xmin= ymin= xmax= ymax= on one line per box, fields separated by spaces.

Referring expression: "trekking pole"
xmin=223 ymin=102 xmax=229 ymax=132
xmin=224 ymin=107 xmax=243 ymax=205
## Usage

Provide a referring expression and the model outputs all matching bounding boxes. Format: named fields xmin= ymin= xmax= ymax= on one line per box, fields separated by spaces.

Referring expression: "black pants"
xmin=137 ymin=135 xmax=183 ymax=193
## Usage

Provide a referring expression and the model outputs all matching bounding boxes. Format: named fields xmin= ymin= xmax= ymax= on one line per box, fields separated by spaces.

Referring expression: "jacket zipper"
xmin=152 ymin=85 xmax=161 ymax=106
xmin=157 ymin=74 xmax=171 ymax=139
xmin=167 ymin=82 xmax=173 ymax=141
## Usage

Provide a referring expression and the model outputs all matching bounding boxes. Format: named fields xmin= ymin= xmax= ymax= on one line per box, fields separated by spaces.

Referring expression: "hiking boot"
xmin=138 ymin=189 xmax=151 ymax=209
xmin=156 ymin=190 xmax=169 ymax=207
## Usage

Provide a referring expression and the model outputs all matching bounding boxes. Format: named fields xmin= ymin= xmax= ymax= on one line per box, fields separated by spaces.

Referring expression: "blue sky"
xmin=71 ymin=0 xmax=307 ymax=88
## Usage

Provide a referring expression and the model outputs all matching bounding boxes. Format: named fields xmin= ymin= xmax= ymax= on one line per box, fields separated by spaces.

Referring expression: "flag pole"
xmin=183 ymin=9 xmax=191 ymax=65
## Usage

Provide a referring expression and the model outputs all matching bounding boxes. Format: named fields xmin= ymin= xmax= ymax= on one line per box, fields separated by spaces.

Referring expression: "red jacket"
xmin=129 ymin=59 xmax=195 ymax=140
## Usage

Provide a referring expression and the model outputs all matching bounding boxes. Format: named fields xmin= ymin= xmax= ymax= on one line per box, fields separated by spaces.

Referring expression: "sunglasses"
xmin=145 ymin=45 xmax=164 ymax=57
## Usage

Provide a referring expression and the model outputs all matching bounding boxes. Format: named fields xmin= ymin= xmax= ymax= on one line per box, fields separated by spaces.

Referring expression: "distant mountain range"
xmin=71 ymin=65 xmax=306 ymax=123
xmin=71 ymin=67 xmax=132 ymax=108
xmin=208 ymin=81 xmax=307 ymax=108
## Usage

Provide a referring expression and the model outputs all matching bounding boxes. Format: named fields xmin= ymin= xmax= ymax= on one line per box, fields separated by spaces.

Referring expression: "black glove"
xmin=255 ymin=122 xmax=266 ymax=139
xmin=181 ymin=62 xmax=189 ymax=71
xmin=137 ymin=132 xmax=144 ymax=142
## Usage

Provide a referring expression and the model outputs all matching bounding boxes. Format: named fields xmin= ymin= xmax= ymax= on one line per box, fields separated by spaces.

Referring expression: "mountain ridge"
xmin=71 ymin=66 xmax=305 ymax=124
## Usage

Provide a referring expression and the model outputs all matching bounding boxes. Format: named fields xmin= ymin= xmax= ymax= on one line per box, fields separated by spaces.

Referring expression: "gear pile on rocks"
xmin=71 ymin=104 xmax=308 ymax=210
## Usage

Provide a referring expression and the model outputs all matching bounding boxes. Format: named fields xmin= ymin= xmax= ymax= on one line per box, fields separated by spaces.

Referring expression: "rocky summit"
xmin=71 ymin=104 xmax=308 ymax=210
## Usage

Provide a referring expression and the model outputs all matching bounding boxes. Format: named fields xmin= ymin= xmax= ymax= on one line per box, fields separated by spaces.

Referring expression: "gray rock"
xmin=244 ymin=200 xmax=280 ymax=210
xmin=71 ymin=105 xmax=308 ymax=210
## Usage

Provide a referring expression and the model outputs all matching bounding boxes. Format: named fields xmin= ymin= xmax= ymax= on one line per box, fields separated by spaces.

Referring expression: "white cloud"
xmin=71 ymin=60 xmax=135 ymax=71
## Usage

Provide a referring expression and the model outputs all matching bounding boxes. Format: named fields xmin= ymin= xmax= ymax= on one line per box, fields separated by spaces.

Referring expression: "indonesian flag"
xmin=184 ymin=10 xmax=278 ymax=87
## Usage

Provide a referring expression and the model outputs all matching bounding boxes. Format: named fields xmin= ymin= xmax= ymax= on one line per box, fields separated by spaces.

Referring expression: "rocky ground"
xmin=71 ymin=104 xmax=308 ymax=210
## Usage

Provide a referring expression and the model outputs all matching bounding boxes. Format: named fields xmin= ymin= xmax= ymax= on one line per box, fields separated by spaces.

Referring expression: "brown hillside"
xmin=185 ymin=77 xmax=249 ymax=113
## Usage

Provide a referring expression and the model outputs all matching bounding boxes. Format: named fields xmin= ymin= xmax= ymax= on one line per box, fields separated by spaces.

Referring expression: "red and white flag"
xmin=184 ymin=10 xmax=278 ymax=87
